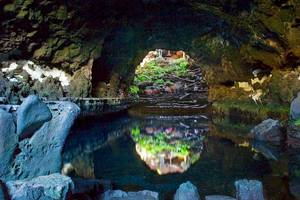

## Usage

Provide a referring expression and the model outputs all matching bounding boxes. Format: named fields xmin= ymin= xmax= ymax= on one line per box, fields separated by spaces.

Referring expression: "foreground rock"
xmin=72 ymin=178 xmax=112 ymax=199
xmin=17 ymin=95 xmax=52 ymax=139
xmin=6 ymin=173 xmax=74 ymax=200
xmin=0 ymin=109 xmax=17 ymax=180
xmin=174 ymin=181 xmax=200 ymax=200
xmin=206 ymin=195 xmax=236 ymax=200
xmin=249 ymin=119 xmax=283 ymax=143
xmin=0 ymin=180 xmax=9 ymax=200
xmin=290 ymin=92 xmax=300 ymax=120
xmin=102 ymin=190 xmax=159 ymax=200
xmin=0 ymin=95 xmax=80 ymax=181
xmin=287 ymin=124 xmax=300 ymax=148
xmin=235 ymin=179 xmax=264 ymax=200
xmin=13 ymin=101 xmax=80 ymax=180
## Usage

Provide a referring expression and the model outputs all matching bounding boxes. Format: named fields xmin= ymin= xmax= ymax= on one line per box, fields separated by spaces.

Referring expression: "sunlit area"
xmin=131 ymin=125 xmax=203 ymax=175
xmin=1 ymin=0 xmax=300 ymax=199
xmin=130 ymin=49 xmax=206 ymax=99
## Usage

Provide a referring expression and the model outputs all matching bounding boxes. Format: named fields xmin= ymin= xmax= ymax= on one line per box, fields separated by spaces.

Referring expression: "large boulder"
xmin=287 ymin=124 xmax=300 ymax=148
xmin=174 ymin=181 xmax=200 ymax=200
xmin=102 ymin=190 xmax=159 ymax=200
xmin=290 ymin=92 xmax=300 ymax=120
xmin=0 ymin=109 xmax=17 ymax=180
xmin=249 ymin=119 xmax=283 ymax=143
xmin=12 ymin=101 xmax=80 ymax=180
xmin=205 ymin=196 xmax=236 ymax=200
xmin=6 ymin=173 xmax=74 ymax=200
xmin=235 ymin=179 xmax=264 ymax=200
xmin=17 ymin=95 xmax=52 ymax=140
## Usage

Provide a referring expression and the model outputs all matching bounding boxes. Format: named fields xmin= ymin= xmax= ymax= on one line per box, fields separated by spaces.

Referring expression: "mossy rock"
xmin=3 ymin=4 xmax=16 ymax=12
xmin=52 ymin=44 xmax=81 ymax=64
xmin=16 ymin=9 xmax=28 ymax=19
xmin=212 ymin=100 xmax=289 ymax=124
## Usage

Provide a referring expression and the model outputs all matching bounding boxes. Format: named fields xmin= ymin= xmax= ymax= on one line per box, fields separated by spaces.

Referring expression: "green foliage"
xmin=295 ymin=169 xmax=300 ymax=177
xmin=131 ymin=127 xmax=141 ymax=138
xmin=130 ymin=127 xmax=191 ymax=157
xmin=295 ymin=119 xmax=300 ymax=126
xmin=129 ymin=85 xmax=140 ymax=95
xmin=133 ymin=57 xmax=190 ymax=87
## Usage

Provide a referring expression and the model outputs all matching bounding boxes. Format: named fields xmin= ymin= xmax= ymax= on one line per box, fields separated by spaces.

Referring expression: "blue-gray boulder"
xmin=12 ymin=101 xmax=80 ymax=180
xmin=174 ymin=181 xmax=200 ymax=200
xmin=102 ymin=190 xmax=159 ymax=200
xmin=249 ymin=119 xmax=283 ymax=143
xmin=291 ymin=92 xmax=300 ymax=120
xmin=17 ymin=95 xmax=52 ymax=140
xmin=235 ymin=179 xmax=264 ymax=200
xmin=206 ymin=195 xmax=236 ymax=200
xmin=0 ymin=109 xmax=17 ymax=181
xmin=6 ymin=173 xmax=74 ymax=200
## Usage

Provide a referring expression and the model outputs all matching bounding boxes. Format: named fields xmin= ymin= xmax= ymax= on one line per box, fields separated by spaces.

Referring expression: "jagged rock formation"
xmin=6 ymin=173 xmax=74 ymax=200
xmin=0 ymin=0 xmax=299 ymax=103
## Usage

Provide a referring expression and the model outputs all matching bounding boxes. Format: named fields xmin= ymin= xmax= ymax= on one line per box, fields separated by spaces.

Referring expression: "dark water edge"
xmin=63 ymin=112 xmax=296 ymax=200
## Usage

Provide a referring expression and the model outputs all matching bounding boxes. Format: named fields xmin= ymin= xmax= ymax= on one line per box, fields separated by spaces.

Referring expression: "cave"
xmin=1 ymin=0 xmax=300 ymax=200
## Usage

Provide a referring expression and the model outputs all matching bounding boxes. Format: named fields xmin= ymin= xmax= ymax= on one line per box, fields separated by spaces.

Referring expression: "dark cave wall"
xmin=0 ymin=0 xmax=300 ymax=102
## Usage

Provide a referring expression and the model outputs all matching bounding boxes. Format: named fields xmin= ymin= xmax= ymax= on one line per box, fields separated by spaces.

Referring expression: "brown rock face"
xmin=0 ymin=0 xmax=299 ymax=101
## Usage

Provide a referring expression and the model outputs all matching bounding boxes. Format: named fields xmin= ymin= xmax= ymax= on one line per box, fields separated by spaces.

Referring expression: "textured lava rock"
xmin=102 ymin=190 xmax=159 ymax=200
xmin=291 ymin=92 xmax=300 ymax=120
xmin=249 ymin=119 xmax=283 ymax=143
xmin=206 ymin=195 xmax=236 ymax=200
xmin=12 ymin=101 xmax=80 ymax=180
xmin=6 ymin=173 xmax=74 ymax=200
xmin=17 ymin=95 xmax=52 ymax=140
xmin=287 ymin=124 xmax=300 ymax=148
xmin=235 ymin=179 xmax=264 ymax=200
xmin=174 ymin=181 xmax=200 ymax=200
xmin=0 ymin=108 xmax=17 ymax=180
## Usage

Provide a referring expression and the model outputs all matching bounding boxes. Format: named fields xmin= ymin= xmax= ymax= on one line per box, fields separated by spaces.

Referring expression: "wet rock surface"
xmin=235 ymin=179 xmax=264 ymax=200
xmin=13 ymin=101 xmax=80 ymax=180
xmin=17 ymin=95 xmax=52 ymax=139
xmin=6 ymin=173 xmax=74 ymax=200
xmin=174 ymin=181 xmax=200 ymax=200
xmin=0 ymin=108 xmax=17 ymax=180
xmin=290 ymin=92 xmax=300 ymax=120
xmin=287 ymin=124 xmax=300 ymax=148
xmin=205 ymin=195 xmax=236 ymax=200
xmin=249 ymin=119 xmax=283 ymax=143
xmin=102 ymin=190 xmax=159 ymax=200
xmin=0 ymin=95 xmax=80 ymax=181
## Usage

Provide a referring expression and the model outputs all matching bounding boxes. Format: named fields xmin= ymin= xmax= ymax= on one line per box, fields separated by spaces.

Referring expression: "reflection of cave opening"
xmin=130 ymin=49 xmax=207 ymax=98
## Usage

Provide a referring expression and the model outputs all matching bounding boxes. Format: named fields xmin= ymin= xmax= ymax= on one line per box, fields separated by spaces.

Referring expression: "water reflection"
xmin=63 ymin=114 xmax=295 ymax=199
xmin=130 ymin=117 xmax=206 ymax=175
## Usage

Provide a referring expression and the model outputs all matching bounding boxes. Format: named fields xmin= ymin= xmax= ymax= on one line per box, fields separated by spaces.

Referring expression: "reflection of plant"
xmin=130 ymin=127 xmax=191 ymax=157
xmin=131 ymin=127 xmax=141 ymax=138
xmin=129 ymin=86 xmax=140 ymax=95
xmin=295 ymin=119 xmax=300 ymax=126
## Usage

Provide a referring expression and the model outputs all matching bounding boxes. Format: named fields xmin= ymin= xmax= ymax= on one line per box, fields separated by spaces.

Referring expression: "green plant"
xmin=131 ymin=127 xmax=141 ymax=139
xmin=129 ymin=85 xmax=140 ymax=95
xmin=295 ymin=119 xmax=300 ymax=126
xmin=130 ymin=129 xmax=191 ymax=157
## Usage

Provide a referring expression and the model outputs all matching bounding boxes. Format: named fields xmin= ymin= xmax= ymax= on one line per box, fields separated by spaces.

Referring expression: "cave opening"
xmin=130 ymin=49 xmax=207 ymax=100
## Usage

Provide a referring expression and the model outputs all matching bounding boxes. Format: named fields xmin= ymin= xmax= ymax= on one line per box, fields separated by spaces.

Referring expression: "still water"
xmin=63 ymin=111 xmax=296 ymax=199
